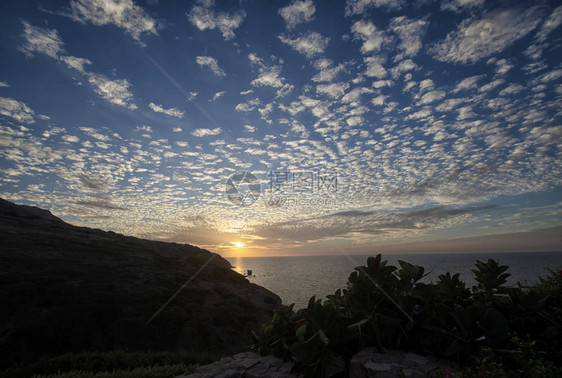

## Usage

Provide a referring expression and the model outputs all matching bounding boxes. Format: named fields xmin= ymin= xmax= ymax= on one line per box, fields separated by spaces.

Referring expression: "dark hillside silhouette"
xmin=0 ymin=198 xmax=280 ymax=368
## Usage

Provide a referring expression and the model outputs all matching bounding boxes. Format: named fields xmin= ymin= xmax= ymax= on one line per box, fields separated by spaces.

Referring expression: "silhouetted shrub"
xmin=254 ymin=255 xmax=562 ymax=377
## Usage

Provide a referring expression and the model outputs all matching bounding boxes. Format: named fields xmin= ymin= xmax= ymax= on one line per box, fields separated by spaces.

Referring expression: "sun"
xmin=231 ymin=241 xmax=244 ymax=248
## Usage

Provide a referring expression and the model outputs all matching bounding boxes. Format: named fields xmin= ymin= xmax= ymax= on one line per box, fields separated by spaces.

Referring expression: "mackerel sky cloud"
xmin=0 ymin=0 xmax=560 ymax=256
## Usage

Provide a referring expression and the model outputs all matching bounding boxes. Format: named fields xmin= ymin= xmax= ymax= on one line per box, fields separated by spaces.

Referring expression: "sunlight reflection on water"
xmin=226 ymin=252 xmax=562 ymax=309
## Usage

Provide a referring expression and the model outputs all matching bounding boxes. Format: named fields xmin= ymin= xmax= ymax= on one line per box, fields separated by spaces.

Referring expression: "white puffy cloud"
xmin=245 ymin=147 xmax=267 ymax=155
xmin=342 ymin=87 xmax=374 ymax=103
xmin=312 ymin=59 xmax=345 ymax=82
xmin=418 ymin=90 xmax=446 ymax=105
xmin=279 ymin=32 xmax=329 ymax=58
xmin=536 ymin=5 xmax=562 ymax=42
xmin=19 ymin=21 xmax=138 ymax=110
xmin=441 ymin=0 xmax=484 ymax=13
xmin=276 ymin=83 xmax=295 ymax=97
xmin=235 ymin=98 xmax=261 ymax=112
xmin=390 ymin=16 xmax=427 ymax=57
xmin=316 ymin=82 xmax=349 ymax=98
xmin=19 ymin=21 xmax=64 ymax=59
xmin=351 ymin=20 xmax=388 ymax=54
xmin=453 ymin=75 xmax=482 ymax=93
xmin=278 ymin=0 xmax=315 ymax=29
xmin=149 ymin=102 xmax=184 ymax=118
xmin=196 ymin=56 xmax=226 ymax=76
xmin=62 ymin=135 xmax=80 ymax=143
xmin=69 ymin=0 xmax=157 ymax=42
xmin=0 ymin=97 xmax=36 ymax=123
xmin=432 ymin=6 xmax=544 ymax=64
xmin=372 ymin=95 xmax=387 ymax=106
xmin=499 ymin=83 xmax=525 ymax=96
xmin=347 ymin=116 xmax=364 ymax=126
xmin=478 ymin=78 xmax=505 ymax=92
xmin=60 ymin=56 xmax=92 ymax=73
xmin=418 ymin=79 xmax=434 ymax=92
xmin=364 ymin=56 xmax=387 ymax=78
xmin=406 ymin=108 xmax=431 ymax=120
xmin=457 ymin=106 xmax=476 ymax=120
xmin=435 ymin=97 xmax=466 ymax=112
xmin=493 ymin=58 xmax=514 ymax=75
xmin=134 ymin=125 xmax=152 ymax=134
xmin=247 ymin=53 xmax=290 ymax=90
xmin=87 ymin=73 xmax=137 ymax=110
xmin=345 ymin=0 xmax=404 ymax=16
xmin=0 ymin=82 xmax=9 ymax=88
xmin=80 ymin=127 xmax=112 ymax=141
xmin=187 ymin=0 xmax=245 ymax=40
xmin=372 ymin=80 xmax=393 ymax=88
xmin=403 ymin=81 xmax=417 ymax=92
xmin=539 ymin=69 xmax=562 ymax=83
xmin=211 ymin=91 xmax=226 ymax=101
xmin=258 ymin=103 xmax=274 ymax=119
xmin=251 ymin=66 xmax=284 ymax=88
xmin=191 ymin=127 xmax=222 ymax=137
xmin=390 ymin=59 xmax=417 ymax=79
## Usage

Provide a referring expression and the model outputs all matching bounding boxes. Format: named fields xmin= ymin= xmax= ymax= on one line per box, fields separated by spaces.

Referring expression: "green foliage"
xmin=472 ymin=259 xmax=510 ymax=296
xmin=254 ymin=254 xmax=562 ymax=377
xmin=457 ymin=336 xmax=562 ymax=378
xmin=30 ymin=363 xmax=196 ymax=378
xmin=0 ymin=351 xmax=215 ymax=378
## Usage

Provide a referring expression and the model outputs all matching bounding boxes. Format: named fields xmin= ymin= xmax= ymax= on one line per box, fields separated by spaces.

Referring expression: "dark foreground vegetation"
xmin=254 ymin=254 xmax=562 ymax=377
xmin=0 ymin=199 xmax=280 ymax=376
xmin=0 ymin=350 xmax=214 ymax=378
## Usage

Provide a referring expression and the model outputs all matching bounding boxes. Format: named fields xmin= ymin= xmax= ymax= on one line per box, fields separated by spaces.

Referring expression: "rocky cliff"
xmin=0 ymin=199 xmax=281 ymax=368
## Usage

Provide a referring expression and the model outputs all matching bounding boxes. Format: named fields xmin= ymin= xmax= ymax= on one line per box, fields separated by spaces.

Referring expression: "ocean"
xmin=226 ymin=252 xmax=562 ymax=309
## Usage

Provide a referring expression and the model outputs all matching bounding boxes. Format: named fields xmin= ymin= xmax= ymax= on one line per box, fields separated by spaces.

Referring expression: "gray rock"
xmin=239 ymin=358 xmax=260 ymax=369
xmin=177 ymin=347 xmax=451 ymax=378
xmin=215 ymin=369 xmax=243 ymax=378
xmin=350 ymin=348 xmax=452 ymax=378
xmin=176 ymin=351 xmax=300 ymax=378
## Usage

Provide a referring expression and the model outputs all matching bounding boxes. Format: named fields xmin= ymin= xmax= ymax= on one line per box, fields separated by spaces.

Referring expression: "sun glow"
xmin=231 ymin=241 xmax=244 ymax=248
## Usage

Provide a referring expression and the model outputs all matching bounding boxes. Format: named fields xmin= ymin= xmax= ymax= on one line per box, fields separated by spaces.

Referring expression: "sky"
xmin=0 ymin=0 xmax=561 ymax=257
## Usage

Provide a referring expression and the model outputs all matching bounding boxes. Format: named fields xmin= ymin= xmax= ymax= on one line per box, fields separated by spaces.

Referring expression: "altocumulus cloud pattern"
xmin=0 ymin=0 xmax=561 ymax=254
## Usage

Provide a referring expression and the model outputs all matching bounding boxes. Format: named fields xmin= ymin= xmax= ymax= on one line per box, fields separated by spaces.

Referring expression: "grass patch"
xmin=0 ymin=351 xmax=217 ymax=378
xmin=33 ymin=364 xmax=199 ymax=378
xmin=31 ymin=363 xmax=197 ymax=378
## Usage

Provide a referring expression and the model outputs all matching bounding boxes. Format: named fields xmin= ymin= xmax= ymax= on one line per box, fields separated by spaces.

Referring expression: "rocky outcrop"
xmin=176 ymin=352 xmax=298 ymax=378
xmin=0 ymin=199 xmax=281 ymax=368
xmin=349 ymin=348 xmax=453 ymax=377
xmin=176 ymin=349 xmax=453 ymax=378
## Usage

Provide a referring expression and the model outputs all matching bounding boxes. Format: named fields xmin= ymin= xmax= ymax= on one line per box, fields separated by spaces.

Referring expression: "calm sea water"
xmin=226 ymin=252 xmax=562 ymax=309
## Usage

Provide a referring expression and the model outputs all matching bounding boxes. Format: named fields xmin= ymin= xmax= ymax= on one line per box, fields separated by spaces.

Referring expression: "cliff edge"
xmin=0 ymin=199 xmax=281 ymax=368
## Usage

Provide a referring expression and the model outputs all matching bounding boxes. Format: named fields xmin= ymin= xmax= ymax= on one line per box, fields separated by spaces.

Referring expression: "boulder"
xmin=350 ymin=348 xmax=453 ymax=378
